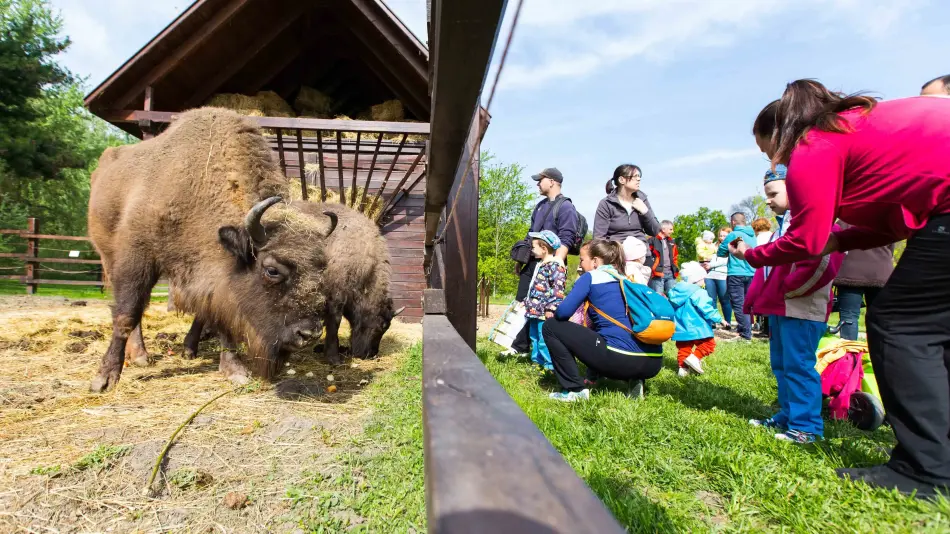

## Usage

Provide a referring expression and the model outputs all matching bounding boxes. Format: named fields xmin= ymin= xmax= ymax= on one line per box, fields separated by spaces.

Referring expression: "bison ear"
xmin=218 ymin=226 xmax=254 ymax=266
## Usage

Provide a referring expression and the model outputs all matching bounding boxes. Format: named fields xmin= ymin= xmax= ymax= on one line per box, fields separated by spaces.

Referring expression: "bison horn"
xmin=393 ymin=306 xmax=406 ymax=317
xmin=244 ymin=196 xmax=282 ymax=245
xmin=323 ymin=211 xmax=339 ymax=236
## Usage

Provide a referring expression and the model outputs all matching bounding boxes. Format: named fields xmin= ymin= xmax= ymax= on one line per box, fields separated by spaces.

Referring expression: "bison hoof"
xmin=89 ymin=373 xmax=117 ymax=393
xmin=131 ymin=353 xmax=150 ymax=367
xmin=227 ymin=372 xmax=250 ymax=386
xmin=183 ymin=347 xmax=198 ymax=359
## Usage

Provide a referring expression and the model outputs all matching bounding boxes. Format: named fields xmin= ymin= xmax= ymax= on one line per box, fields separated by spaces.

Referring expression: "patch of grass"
xmin=73 ymin=444 xmax=132 ymax=472
xmin=30 ymin=465 xmax=63 ymax=477
xmin=0 ymin=279 xmax=168 ymax=302
xmin=289 ymin=343 xmax=425 ymax=532
xmin=478 ymin=338 xmax=950 ymax=532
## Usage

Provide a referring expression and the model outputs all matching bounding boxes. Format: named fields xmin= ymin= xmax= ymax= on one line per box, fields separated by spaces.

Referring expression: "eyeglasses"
xmin=624 ymin=174 xmax=641 ymax=180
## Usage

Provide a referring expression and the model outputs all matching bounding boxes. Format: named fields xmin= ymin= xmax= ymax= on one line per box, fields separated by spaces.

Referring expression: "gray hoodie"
xmin=592 ymin=190 xmax=661 ymax=243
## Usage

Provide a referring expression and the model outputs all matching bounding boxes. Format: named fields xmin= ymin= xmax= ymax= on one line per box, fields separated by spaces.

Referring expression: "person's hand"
xmin=820 ymin=233 xmax=840 ymax=256
xmin=720 ymin=320 xmax=730 ymax=328
xmin=545 ymin=311 xmax=554 ymax=319
xmin=631 ymin=197 xmax=649 ymax=215
xmin=729 ymin=240 xmax=749 ymax=260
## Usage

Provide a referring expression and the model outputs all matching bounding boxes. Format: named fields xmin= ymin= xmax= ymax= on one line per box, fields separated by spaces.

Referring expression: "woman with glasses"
xmin=593 ymin=164 xmax=661 ymax=276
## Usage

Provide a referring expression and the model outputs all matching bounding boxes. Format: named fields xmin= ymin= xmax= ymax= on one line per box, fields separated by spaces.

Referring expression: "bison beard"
xmin=86 ymin=108 xmax=337 ymax=392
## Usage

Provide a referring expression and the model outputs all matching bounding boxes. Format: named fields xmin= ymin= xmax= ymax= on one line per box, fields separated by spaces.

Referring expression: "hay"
xmin=294 ymin=86 xmax=334 ymax=118
xmin=289 ymin=178 xmax=384 ymax=220
xmin=206 ymin=93 xmax=265 ymax=117
xmin=369 ymin=99 xmax=404 ymax=122
xmin=255 ymin=91 xmax=294 ymax=117
xmin=0 ymin=295 xmax=420 ymax=532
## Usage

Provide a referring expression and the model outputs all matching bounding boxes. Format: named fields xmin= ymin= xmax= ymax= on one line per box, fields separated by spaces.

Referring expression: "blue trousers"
xmin=769 ymin=315 xmax=826 ymax=436
xmin=836 ymin=285 xmax=882 ymax=341
xmin=705 ymin=278 xmax=732 ymax=324
xmin=528 ymin=318 xmax=553 ymax=369
xmin=649 ymin=274 xmax=676 ymax=296
xmin=728 ymin=275 xmax=753 ymax=339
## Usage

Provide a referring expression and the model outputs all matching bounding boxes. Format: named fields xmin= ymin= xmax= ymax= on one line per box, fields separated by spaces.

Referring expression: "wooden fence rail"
xmin=0 ymin=218 xmax=104 ymax=294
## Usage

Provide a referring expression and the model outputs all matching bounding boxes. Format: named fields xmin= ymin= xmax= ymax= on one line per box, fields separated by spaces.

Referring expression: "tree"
xmin=0 ymin=0 xmax=83 ymax=180
xmin=729 ymin=194 xmax=772 ymax=225
xmin=477 ymin=153 xmax=534 ymax=297
xmin=672 ymin=207 xmax=729 ymax=263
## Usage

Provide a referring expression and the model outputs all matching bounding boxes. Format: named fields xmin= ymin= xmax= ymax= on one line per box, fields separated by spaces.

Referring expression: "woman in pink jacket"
xmin=732 ymin=80 xmax=950 ymax=499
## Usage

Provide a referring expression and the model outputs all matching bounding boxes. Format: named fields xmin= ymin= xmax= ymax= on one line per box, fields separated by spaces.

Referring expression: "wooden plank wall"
xmin=269 ymin=137 xmax=426 ymax=322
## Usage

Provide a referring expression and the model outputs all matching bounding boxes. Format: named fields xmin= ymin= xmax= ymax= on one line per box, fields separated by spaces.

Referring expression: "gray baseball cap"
xmin=531 ymin=167 xmax=563 ymax=183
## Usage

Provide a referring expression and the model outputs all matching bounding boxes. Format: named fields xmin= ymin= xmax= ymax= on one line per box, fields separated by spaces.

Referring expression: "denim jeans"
xmin=769 ymin=315 xmax=826 ymax=436
xmin=727 ymin=275 xmax=753 ymax=339
xmin=705 ymin=278 xmax=732 ymax=324
xmin=836 ymin=285 xmax=882 ymax=341
xmin=649 ymin=274 xmax=676 ymax=296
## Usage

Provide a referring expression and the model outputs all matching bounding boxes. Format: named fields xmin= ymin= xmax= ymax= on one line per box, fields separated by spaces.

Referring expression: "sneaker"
xmin=499 ymin=348 xmax=523 ymax=357
xmin=549 ymin=389 xmax=590 ymax=403
xmin=677 ymin=367 xmax=690 ymax=378
xmin=749 ymin=417 xmax=784 ymax=430
xmin=775 ymin=429 xmax=819 ymax=444
xmin=583 ymin=378 xmax=598 ymax=387
xmin=683 ymin=354 xmax=704 ymax=375
xmin=628 ymin=379 xmax=645 ymax=400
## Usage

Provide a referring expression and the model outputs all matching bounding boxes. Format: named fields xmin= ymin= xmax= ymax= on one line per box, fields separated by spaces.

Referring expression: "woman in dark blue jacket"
xmin=543 ymin=239 xmax=664 ymax=402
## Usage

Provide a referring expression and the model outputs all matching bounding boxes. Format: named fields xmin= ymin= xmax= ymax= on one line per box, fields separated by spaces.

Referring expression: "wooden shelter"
xmin=85 ymin=0 xmax=432 ymax=322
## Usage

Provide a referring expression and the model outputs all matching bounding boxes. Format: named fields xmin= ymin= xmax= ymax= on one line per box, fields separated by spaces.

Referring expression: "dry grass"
xmin=0 ymin=296 xmax=420 ymax=532
xmin=288 ymin=176 xmax=384 ymax=220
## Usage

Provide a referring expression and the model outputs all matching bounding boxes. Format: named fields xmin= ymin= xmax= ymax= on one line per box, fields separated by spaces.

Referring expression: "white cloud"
xmin=496 ymin=0 xmax=923 ymax=90
xmin=652 ymin=148 xmax=762 ymax=169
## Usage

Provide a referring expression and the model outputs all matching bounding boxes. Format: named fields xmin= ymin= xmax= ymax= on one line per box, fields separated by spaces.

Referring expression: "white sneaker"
xmin=548 ymin=389 xmax=591 ymax=402
xmin=677 ymin=367 xmax=690 ymax=378
xmin=684 ymin=354 xmax=704 ymax=374
xmin=499 ymin=348 xmax=522 ymax=357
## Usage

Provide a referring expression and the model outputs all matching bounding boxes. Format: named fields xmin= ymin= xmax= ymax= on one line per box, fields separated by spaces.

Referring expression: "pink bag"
xmin=821 ymin=352 xmax=864 ymax=420
xmin=569 ymin=302 xmax=590 ymax=327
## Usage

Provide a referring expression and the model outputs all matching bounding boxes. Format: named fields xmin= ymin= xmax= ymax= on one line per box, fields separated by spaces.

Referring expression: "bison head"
xmin=216 ymin=196 xmax=338 ymax=377
xmin=346 ymin=298 xmax=404 ymax=359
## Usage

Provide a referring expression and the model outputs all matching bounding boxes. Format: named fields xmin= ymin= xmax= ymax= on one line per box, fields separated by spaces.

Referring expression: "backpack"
xmin=551 ymin=196 xmax=588 ymax=255
xmin=588 ymin=269 xmax=675 ymax=345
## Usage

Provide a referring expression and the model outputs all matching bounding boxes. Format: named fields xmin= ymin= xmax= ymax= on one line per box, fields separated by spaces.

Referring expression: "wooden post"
xmin=141 ymin=86 xmax=155 ymax=140
xmin=25 ymin=218 xmax=38 ymax=295
xmin=296 ymin=129 xmax=308 ymax=200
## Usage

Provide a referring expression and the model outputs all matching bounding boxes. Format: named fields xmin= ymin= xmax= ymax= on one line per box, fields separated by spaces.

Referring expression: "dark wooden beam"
xmin=425 ymin=0 xmax=507 ymax=242
xmin=345 ymin=0 xmax=428 ymax=81
xmin=422 ymin=315 xmax=626 ymax=533
xmin=182 ymin=2 xmax=311 ymax=110
xmin=113 ymin=0 xmax=252 ymax=109
xmin=340 ymin=19 xmax=429 ymax=119
xmin=100 ymin=110 xmax=431 ymax=135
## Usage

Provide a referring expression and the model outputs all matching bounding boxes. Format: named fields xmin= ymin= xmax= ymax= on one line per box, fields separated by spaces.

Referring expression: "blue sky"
xmin=51 ymin=0 xmax=948 ymax=224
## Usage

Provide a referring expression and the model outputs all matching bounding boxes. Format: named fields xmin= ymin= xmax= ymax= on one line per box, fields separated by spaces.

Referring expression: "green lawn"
xmin=287 ymin=343 xmax=426 ymax=532
xmin=0 ymin=279 xmax=167 ymax=302
xmin=478 ymin=338 xmax=949 ymax=532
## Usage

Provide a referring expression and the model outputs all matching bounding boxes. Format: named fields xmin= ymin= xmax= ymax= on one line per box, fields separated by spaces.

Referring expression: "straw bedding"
xmin=0 ymin=295 xmax=420 ymax=532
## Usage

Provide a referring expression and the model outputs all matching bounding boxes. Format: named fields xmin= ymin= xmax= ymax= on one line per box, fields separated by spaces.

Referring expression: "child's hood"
xmin=667 ymin=282 xmax=700 ymax=308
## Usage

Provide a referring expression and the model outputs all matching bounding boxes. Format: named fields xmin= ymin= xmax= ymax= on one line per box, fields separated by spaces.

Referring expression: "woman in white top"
xmin=752 ymin=217 xmax=774 ymax=246
xmin=704 ymin=226 xmax=732 ymax=326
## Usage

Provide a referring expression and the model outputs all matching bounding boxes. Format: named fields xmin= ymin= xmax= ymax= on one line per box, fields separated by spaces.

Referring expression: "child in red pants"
xmin=669 ymin=262 xmax=729 ymax=377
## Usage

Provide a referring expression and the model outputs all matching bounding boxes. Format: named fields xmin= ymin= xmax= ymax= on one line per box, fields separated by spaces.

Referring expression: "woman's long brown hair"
xmin=584 ymin=239 xmax=625 ymax=273
xmin=755 ymin=79 xmax=877 ymax=165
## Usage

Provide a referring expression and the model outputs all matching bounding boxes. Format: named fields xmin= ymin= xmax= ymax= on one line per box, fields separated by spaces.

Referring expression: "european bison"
xmin=298 ymin=201 xmax=401 ymax=363
xmin=87 ymin=108 xmax=336 ymax=392
xmin=177 ymin=202 xmax=401 ymax=365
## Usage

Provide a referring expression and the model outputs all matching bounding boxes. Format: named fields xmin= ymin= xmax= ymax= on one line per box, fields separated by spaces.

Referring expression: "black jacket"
xmin=592 ymin=190 xmax=660 ymax=243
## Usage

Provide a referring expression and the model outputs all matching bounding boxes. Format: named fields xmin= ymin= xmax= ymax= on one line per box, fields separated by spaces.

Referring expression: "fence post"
xmin=25 ymin=217 xmax=38 ymax=295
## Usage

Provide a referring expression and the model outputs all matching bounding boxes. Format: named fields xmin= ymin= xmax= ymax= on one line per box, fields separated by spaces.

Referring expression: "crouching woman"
xmin=542 ymin=239 xmax=664 ymax=402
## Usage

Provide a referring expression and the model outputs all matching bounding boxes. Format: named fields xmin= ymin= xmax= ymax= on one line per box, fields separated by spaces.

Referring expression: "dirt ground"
xmin=0 ymin=295 xmax=421 ymax=533
xmin=475 ymin=304 xmax=509 ymax=336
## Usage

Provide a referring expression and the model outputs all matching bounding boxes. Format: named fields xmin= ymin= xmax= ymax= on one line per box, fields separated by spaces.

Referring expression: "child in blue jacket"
xmin=669 ymin=262 xmax=729 ymax=377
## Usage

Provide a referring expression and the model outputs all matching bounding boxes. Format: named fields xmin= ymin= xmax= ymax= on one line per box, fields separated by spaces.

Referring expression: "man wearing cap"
xmin=921 ymin=74 xmax=950 ymax=96
xmin=508 ymin=168 xmax=578 ymax=356
xmin=514 ymin=167 xmax=578 ymax=301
